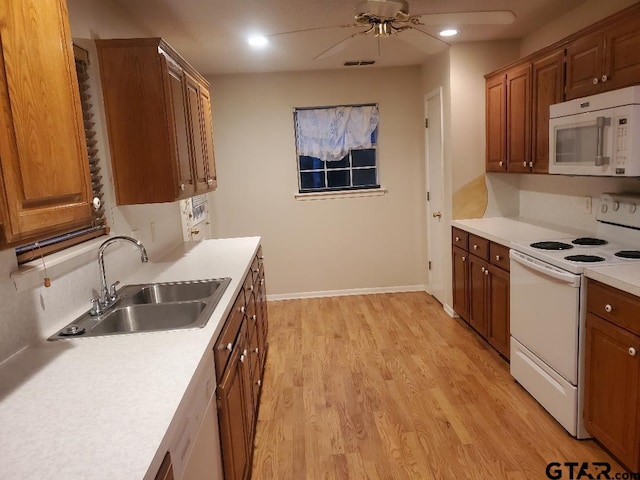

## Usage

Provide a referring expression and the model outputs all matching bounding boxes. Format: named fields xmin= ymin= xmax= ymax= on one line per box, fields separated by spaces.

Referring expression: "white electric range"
xmin=509 ymin=193 xmax=640 ymax=439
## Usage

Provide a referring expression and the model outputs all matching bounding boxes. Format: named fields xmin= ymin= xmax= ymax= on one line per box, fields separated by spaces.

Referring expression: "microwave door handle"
xmin=595 ymin=116 xmax=611 ymax=166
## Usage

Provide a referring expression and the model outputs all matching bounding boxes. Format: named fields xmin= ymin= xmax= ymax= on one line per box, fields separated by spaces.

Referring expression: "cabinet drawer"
xmin=490 ymin=242 xmax=510 ymax=272
xmin=452 ymin=227 xmax=469 ymax=250
xmin=587 ymin=280 xmax=640 ymax=337
xmin=214 ymin=294 xmax=245 ymax=382
xmin=469 ymin=235 xmax=490 ymax=260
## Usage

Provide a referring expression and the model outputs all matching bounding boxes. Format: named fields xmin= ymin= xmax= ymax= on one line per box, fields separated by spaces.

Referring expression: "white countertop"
xmin=584 ymin=265 xmax=640 ymax=297
xmin=451 ymin=217 xmax=640 ymax=299
xmin=0 ymin=237 xmax=260 ymax=480
xmin=451 ymin=217 xmax=583 ymax=247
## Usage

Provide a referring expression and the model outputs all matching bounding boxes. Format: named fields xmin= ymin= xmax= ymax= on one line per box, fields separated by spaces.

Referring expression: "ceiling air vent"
xmin=344 ymin=60 xmax=376 ymax=66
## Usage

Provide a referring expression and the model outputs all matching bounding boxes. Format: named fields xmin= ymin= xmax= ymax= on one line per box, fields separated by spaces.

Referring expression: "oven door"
xmin=509 ymin=250 xmax=581 ymax=384
xmin=549 ymin=107 xmax=615 ymax=175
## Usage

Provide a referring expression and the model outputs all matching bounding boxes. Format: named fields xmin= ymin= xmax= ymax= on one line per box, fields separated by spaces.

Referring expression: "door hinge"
xmin=428 ymin=260 xmax=432 ymax=270
xmin=425 ymin=118 xmax=429 ymax=128
xmin=427 ymin=191 xmax=430 ymax=201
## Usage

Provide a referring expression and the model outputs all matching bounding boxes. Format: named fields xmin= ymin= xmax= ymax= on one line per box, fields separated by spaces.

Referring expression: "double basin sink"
xmin=49 ymin=278 xmax=231 ymax=340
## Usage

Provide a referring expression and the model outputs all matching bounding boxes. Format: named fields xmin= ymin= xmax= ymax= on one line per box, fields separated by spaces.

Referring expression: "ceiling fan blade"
xmin=411 ymin=10 xmax=516 ymax=26
xmin=314 ymin=28 xmax=372 ymax=60
xmin=266 ymin=24 xmax=360 ymax=38
xmin=396 ymin=26 xmax=451 ymax=54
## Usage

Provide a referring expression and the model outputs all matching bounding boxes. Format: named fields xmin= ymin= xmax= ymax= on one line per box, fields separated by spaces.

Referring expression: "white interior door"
xmin=425 ymin=89 xmax=445 ymax=304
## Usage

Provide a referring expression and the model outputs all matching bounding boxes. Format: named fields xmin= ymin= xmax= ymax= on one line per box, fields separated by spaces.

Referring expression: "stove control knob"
xmin=613 ymin=201 xmax=620 ymax=211
xmin=601 ymin=203 xmax=608 ymax=214
xmin=630 ymin=204 xmax=637 ymax=214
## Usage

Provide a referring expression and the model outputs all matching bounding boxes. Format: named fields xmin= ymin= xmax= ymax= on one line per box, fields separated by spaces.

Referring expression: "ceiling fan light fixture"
xmin=439 ymin=29 xmax=458 ymax=37
xmin=247 ymin=35 xmax=269 ymax=48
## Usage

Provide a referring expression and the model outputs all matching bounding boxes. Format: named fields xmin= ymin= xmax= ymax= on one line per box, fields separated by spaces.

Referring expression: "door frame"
xmin=425 ymin=87 xmax=446 ymax=304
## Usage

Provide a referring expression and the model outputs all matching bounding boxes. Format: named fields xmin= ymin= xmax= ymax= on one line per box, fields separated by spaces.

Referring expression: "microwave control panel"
xmin=615 ymin=116 xmax=629 ymax=174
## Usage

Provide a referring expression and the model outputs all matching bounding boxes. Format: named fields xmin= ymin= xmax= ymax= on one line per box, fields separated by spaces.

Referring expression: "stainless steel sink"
xmin=49 ymin=277 xmax=231 ymax=340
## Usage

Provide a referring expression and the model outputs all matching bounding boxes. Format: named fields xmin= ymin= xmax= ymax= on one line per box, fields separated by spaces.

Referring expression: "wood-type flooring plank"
xmin=251 ymin=292 xmax=624 ymax=479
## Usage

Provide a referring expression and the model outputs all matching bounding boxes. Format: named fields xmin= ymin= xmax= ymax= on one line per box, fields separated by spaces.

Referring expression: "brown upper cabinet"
xmin=96 ymin=38 xmax=217 ymax=205
xmin=486 ymin=3 xmax=640 ymax=174
xmin=0 ymin=0 xmax=93 ymax=245
xmin=566 ymin=9 xmax=640 ymax=99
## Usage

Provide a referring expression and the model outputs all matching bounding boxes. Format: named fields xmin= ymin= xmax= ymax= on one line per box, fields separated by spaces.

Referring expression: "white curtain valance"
xmin=295 ymin=105 xmax=379 ymax=162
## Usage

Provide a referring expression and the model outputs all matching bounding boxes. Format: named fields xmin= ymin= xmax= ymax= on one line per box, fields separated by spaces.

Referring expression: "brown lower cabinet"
xmin=216 ymin=247 xmax=268 ymax=480
xmin=451 ymin=227 xmax=510 ymax=359
xmin=584 ymin=280 xmax=640 ymax=471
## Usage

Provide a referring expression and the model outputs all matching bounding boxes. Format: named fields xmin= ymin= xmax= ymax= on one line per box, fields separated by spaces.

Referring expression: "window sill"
xmin=294 ymin=187 xmax=387 ymax=201
xmin=11 ymin=235 xmax=112 ymax=292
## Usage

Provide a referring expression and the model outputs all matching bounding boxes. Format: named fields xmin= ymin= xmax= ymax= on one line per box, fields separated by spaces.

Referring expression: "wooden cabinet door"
xmin=531 ymin=51 xmax=564 ymax=174
xmin=199 ymin=87 xmax=218 ymax=190
xmin=0 ymin=0 xmax=92 ymax=242
xmin=565 ymin=32 xmax=605 ymax=100
xmin=584 ymin=313 xmax=640 ymax=471
xmin=217 ymin=348 xmax=250 ymax=480
xmin=163 ymin=56 xmax=195 ymax=198
xmin=506 ymin=64 xmax=532 ymax=173
xmin=603 ymin=9 xmax=640 ymax=92
xmin=185 ymin=74 xmax=208 ymax=191
xmin=487 ymin=266 xmax=510 ymax=359
xmin=485 ymin=74 xmax=506 ymax=172
xmin=452 ymin=246 xmax=469 ymax=321
xmin=238 ymin=320 xmax=255 ymax=449
xmin=468 ymin=254 xmax=488 ymax=338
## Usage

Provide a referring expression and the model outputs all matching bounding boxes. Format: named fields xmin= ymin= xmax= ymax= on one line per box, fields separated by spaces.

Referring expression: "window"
xmin=15 ymin=44 xmax=107 ymax=264
xmin=294 ymin=104 xmax=379 ymax=193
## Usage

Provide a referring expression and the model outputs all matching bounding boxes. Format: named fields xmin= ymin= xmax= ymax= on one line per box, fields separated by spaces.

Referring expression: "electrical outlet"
xmin=584 ymin=196 xmax=592 ymax=214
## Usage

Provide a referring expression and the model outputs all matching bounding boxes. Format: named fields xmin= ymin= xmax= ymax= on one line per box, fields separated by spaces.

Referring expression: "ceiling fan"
xmin=267 ymin=0 xmax=516 ymax=60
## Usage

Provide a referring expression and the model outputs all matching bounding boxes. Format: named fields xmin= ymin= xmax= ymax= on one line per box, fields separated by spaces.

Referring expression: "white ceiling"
xmin=109 ymin=0 xmax=587 ymax=75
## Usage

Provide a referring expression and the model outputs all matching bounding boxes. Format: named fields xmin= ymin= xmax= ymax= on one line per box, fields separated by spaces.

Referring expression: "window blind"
xmin=15 ymin=44 xmax=108 ymax=264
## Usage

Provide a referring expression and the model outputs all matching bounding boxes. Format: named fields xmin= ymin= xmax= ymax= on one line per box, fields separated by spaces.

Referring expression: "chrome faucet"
xmin=90 ymin=235 xmax=149 ymax=315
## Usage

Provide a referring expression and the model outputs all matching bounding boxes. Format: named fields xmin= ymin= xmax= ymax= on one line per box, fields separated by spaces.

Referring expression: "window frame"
xmin=294 ymin=104 xmax=380 ymax=195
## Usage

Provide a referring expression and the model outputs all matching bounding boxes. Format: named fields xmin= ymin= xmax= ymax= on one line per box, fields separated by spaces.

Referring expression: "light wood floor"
xmin=251 ymin=292 xmax=623 ymax=479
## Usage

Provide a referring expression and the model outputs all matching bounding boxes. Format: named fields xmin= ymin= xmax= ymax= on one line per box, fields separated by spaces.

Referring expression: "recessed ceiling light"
xmin=247 ymin=35 xmax=269 ymax=48
xmin=439 ymin=29 xmax=458 ymax=37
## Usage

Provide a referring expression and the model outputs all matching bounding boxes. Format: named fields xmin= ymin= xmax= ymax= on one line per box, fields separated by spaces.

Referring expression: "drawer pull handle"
xmin=604 ymin=304 xmax=613 ymax=313
xmin=473 ymin=245 xmax=478 ymax=250
xmin=630 ymin=347 xmax=637 ymax=357
xmin=495 ymin=255 xmax=501 ymax=261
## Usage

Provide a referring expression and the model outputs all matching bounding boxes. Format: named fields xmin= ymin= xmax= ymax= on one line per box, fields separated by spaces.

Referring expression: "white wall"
xmin=0 ymin=0 xmax=185 ymax=363
xmin=208 ymin=67 xmax=426 ymax=296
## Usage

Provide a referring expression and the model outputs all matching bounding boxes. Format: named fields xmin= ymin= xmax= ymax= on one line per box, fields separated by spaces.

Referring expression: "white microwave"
xmin=549 ymin=86 xmax=640 ymax=176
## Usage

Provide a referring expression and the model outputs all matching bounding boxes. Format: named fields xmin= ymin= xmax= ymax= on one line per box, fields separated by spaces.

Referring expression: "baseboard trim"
xmin=267 ymin=285 xmax=429 ymax=301
xmin=443 ymin=304 xmax=458 ymax=318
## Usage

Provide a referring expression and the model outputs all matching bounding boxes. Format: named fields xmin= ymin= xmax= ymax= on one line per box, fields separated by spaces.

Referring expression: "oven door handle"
xmin=510 ymin=250 xmax=581 ymax=287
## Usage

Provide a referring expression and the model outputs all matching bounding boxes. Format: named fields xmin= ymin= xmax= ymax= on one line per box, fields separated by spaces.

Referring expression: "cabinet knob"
xmin=241 ymin=306 xmax=246 ymax=314
xmin=260 ymin=278 xmax=264 ymax=285
xmin=462 ymin=256 xmax=466 ymax=262
xmin=180 ymin=183 xmax=185 ymax=191
xmin=473 ymin=244 xmax=478 ymax=250
xmin=257 ymin=379 xmax=262 ymax=387
xmin=604 ymin=304 xmax=613 ymax=313
xmin=207 ymin=178 xmax=213 ymax=186
xmin=495 ymin=255 xmax=501 ymax=261
xmin=250 ymin=284 xmax=254 ymax=291
xmin=226 ymin=343 xmax=233 ymax=351
xmin=602 ymin=74 xmax=608 ymax=82
xmin=240 ymin=354 xmax=245 ymax=363
xmin=523 ymin=161 xmax=527 ymax=167
xmin=455 ymin=236 xmax=460 ymax=242
xmin=259 ymin=255 xmax=265 ymax=260
xmin=528 ymin=161 xmax=533 ymax=168
xmin=592 ymin=77 xmax=599 ymax=85
xmin=630 ymin=347 xmax=637 ymax=356
xmin=499 ymin=161 xmax=503 ymax=167
xmin=252 ymin=314 xmax=257 ymax=321
xmin=484 ymin=269 xmax=489 ymax=276
xmin=254 ymin=347 xmax=259 ymax=354
xmin=481 ymin=266 xmax=485 ymax=272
